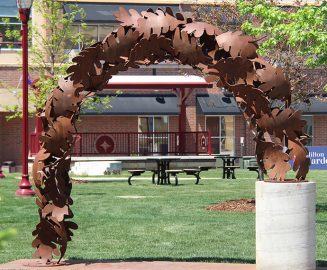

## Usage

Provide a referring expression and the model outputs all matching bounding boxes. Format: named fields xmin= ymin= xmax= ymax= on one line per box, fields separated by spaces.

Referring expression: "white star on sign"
xmin=100 ymin=141 xmax=110 ymax=152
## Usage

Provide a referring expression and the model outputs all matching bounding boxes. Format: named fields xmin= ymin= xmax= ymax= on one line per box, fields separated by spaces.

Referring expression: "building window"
xmin=302 ymin=115 xmax=313 ymax=146
xmin=206 ymin=116 xmax=235 ymax=155
xmin=138 ymin=116 xmax=169 ymax=154
xmin=0 ymin=17 xmax=21 ymax=49
xmin=66 ymin=23 xmax=117 ymax=50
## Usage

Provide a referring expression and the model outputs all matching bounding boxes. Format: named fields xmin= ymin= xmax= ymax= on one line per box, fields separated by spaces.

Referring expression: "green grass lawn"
xmin=0 ymin=169 xmax=326 ymax=265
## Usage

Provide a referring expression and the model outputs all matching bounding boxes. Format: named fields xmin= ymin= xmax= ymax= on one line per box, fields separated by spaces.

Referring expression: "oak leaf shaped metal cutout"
xmin=263 ymin=144 xmax=291 ymax=181
xmin=113 ymin=7 xmax=141 ymax=28
xmin=41 ymin=116 xmax=74 ymax=156
xmin=257 ymin=108 xmax=306 ymax=141
xmin=253 ymin=58 xmax=291 ymax=101
xmin=229 ymin=84 xmax=270 ymax=118
xmin=101 ymin=27 xmax=140 ymax=63
xmin=32 ymin=243 xmax=60 ymax=262
xmin=67 ymin=45 xmax=102 ymax=87
xmin=53 ymin=78 xmax=84 ymax=116
xmin=216 ymin=31 xmax=258 ymax=59
xmin=203 ymin=57 xmax=253 ymax=84
xmin=128 ymin=34 xmax=173 ymax=67
xmin=182 ymin=22 xmax=222 ymax=38
xmin=288 ymin=139 xmax=310 ymax=180
xmin=137 ymin=9 xmax=184 ymax=39
xmin=42 ymin=204 xmax=69 ymax=222
xmin=173 ymin=28 xmax=211 ymax=66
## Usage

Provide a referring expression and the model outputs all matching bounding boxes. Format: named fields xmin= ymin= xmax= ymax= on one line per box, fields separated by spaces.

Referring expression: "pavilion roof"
xmin=105 ymin=75 xmax=213 ymax=89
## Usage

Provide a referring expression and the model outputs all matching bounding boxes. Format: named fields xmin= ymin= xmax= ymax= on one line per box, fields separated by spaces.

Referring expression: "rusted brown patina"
xmin=32 ymin=7 xmax=310 ymax=262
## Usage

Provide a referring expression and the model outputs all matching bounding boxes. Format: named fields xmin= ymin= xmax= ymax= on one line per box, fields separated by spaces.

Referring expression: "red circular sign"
xmin=95 ymin=135 xmax=115 ymax=154
xmin=200 ymin=135 xmax=206 ymax=149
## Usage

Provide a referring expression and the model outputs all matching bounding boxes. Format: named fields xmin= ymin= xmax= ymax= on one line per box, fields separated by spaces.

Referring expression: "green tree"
xmin=2 ymin=0 xmax=112 ymax=119
xmin=192 ymin=0 xmax=326 ymax=101
xmin=238 ymin=0 xmax=327 ymax=92
xmin=0 ymin=228 xmax=16 ymax=249
xmin=238 ymin=0 xmax=327 ymax=68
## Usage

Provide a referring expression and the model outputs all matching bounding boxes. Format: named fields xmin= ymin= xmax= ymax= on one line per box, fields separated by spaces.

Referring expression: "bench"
xmin=247 ymin=166 xmax=264 ymax=180
xmin=224 ymin=165 xmax=240 ymax=179
xmin=150 ymin=169 xmax=158 ymax=184
xmin=166 ymin=169 xmax=183 ymax=185
xmin=127 ymin=170 xmax=145 ymax=185
xmin=183 ymin=168 xmax=201 ymax=184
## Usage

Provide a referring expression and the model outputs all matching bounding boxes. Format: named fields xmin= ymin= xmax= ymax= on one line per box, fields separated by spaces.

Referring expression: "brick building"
xmin=0 ymin=0 xmax=326 ymax=166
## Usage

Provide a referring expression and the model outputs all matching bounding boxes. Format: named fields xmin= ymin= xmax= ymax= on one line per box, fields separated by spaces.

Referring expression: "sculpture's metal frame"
xmin=32 ymin=7 xmax=310 ymax=262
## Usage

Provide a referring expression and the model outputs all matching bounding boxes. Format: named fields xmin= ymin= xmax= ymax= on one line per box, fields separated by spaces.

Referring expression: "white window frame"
xmin=205 ymin=115 xmax=235 ymax=155
xmin=137 ymin=115 xmax=170 ymax=154
xmin=302 ymin=115 xmax=314 ymax=146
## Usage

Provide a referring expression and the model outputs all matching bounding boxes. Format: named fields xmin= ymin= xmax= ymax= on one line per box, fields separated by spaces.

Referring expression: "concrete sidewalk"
xmin=1 ymin=260 xmax=327 ymax=270
xmin=0 ymin=260 xmax=255 ymax=270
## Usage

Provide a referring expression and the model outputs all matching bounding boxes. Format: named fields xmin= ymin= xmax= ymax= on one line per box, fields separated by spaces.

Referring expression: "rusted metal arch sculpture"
xmin=32 ymin=7 xmax=310 ymax=262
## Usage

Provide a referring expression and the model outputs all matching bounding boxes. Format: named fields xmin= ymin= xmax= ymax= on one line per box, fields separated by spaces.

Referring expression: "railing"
xmin=30 ymin=133 xmax=39 ymax=156
xmin=30 ymin=131 xmax=212 ymax=156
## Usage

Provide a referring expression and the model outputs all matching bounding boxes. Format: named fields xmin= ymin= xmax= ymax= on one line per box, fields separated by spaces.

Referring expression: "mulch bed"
xmin=206 ymin=199 xmax=255 ymax=213
xmin=71 ymin=178 xmax=88 ymax=184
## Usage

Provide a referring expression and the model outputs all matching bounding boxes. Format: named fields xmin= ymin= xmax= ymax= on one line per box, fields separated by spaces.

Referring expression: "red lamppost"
xmin=15 ymin=0 xmax=35 ymax=197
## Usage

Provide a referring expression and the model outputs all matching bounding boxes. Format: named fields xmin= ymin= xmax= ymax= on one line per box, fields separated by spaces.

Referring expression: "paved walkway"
xmin=0 ymin=260 xmax=256 ymax=270
xmin=1 ymin=259 xmax=327 ymax=270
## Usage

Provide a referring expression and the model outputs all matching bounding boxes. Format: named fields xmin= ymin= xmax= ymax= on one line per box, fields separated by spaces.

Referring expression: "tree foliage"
xmin=2 ymin=0 xmax=113 ymax=120
xmin=192 ymin=0 xmax=327 ymax=101
xmin=0 ymin=229 xmax=16 ymax=249
xmin=238 ymin=0 xmax=327 ymax=68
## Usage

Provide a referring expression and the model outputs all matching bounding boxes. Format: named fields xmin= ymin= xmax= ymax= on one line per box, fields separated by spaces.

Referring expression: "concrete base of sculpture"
xmin=256 ymin=181 xmax=316 ymax=270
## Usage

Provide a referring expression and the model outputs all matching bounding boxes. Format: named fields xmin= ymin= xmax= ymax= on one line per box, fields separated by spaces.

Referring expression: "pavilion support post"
xmin=35 ymin=116 xmax=43 ymax=153
xmin=174 ymin=87 xmax=194 ymax=155
xmin=179 ymin=90 xmax=187 ymax=154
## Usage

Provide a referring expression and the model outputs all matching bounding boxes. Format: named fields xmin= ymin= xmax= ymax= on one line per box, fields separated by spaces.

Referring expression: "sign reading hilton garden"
xmin=307 ymin=146 xmax=327 ymax=170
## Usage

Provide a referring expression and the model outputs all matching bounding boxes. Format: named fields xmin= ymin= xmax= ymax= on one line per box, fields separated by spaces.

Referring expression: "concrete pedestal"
xmin=256 ymin=181 xmax=316 ymax=270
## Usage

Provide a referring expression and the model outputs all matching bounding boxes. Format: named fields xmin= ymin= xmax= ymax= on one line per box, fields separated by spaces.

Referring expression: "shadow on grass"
xmin=74 ymin=192 xmax=108 ymax=196
xmin=317 ymin=204 xmax=327 ymax=213
xmin=317 ymin=260 xmax=327 ymax=267
xmin=67 ymin=257 xmax=255 ymax=265
xmin=64 ymin=258 xmax=327 ymax=268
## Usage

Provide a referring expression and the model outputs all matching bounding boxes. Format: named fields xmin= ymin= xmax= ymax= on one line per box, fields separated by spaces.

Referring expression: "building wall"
xmin=313 ymin=116 xmax=327 ymax=145
xmin=0 ymin=113 xmax=35 ymax=166
xmin=77 ymin=115 xmax=138 ymax=133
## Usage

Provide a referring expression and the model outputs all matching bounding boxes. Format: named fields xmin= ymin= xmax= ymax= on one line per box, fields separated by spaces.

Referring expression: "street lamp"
xmin=0 ymin=32 xmax=2 ymax=53
xmin=16 ymin=0 xmax=35 ymax=196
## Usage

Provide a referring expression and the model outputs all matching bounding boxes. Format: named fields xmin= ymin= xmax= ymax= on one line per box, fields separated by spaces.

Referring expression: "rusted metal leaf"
xmin=202 ymin=57 xmax=253 ymax=84
xmin=137 ymin=9 xmax=184 ymax=39
xmin=253 ymin=58 xmax=291 ymax=101
xmin=216 ymin=31 xmax=258 ymax=59
xmin=42 ymin=204 xmax=69 ymax=222
xmin=229 ymin=84 xmax=270 ymax=118
xmin=288 ymin=139 xmax=310 ymax=179
xmin=128 ymin=34 xmax=173 ymax=67
xmin=113 ymin=7 xmax=141 ymax=28
xmin=257 ymin=108 xmax=306 ymax=141
xmin=182 ymin=22 xmax=222 ymax=37
xmin=173 ymin=28 xmax=211 ymax=66
xmin=263 ymin=144 xmax=291 ymax=181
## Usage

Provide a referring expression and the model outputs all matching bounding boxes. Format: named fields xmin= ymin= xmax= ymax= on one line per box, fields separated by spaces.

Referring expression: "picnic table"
xmin=146 ymin=156 xmax=181 ymax=184
xmin=121 ymin=155 xmax=216 ymax=185
xmin=215 ymin=155 xmax=241 ymax=179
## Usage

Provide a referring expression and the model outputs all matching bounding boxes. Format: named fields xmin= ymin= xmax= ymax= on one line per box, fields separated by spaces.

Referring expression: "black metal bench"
xmin=183 ymin=168 xmax=201 ymax=184
xmin=166 ymin=169 xmax=183 ymax=185
xmin=127 ymin=170 xmax=145 ymax=185
xmin=150 ymin=169 xmax=159 ymax=184
xmin=247 ymin=166 xmax=264 ymax=180
xmin=223 ymin=165 xmax=240 ymax=179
